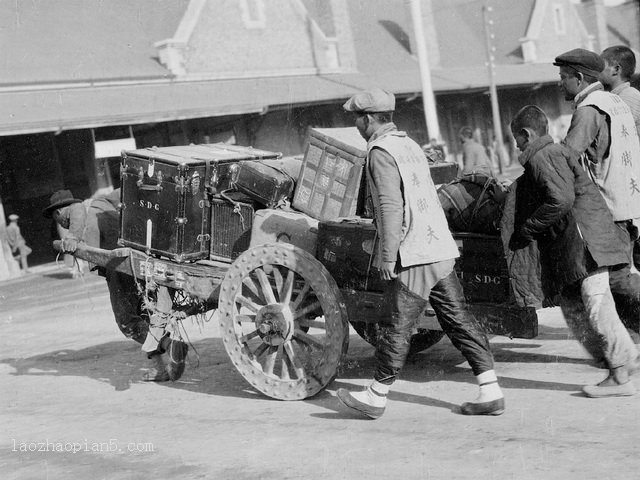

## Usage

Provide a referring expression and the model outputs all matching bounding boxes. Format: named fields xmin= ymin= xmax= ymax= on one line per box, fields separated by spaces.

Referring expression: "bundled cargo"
xmin=292 ymin=127 xmax=366 ymax=221
xmin=119 ymin=143 xmax=278 ymax=262
xmin=437 ymin=173 xmax=505 ymax=235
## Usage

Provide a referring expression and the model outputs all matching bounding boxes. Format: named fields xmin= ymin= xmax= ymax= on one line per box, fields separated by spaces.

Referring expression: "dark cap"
xmin=553 ymin=48 xmax=604 ymax=77
xmin=42 ymin=189 xmax=82 ymax=218
xmin=343 ymin=88 xmax=395 ymax=113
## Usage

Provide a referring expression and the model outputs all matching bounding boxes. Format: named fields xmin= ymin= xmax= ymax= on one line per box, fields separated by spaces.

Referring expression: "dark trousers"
xmin=104 ymin=270 xmax=149 ymax=344
xmin=610 ymin=221 xmax=640 ymax=333
xmin=374 ymin=271 xmax=495 ymax=385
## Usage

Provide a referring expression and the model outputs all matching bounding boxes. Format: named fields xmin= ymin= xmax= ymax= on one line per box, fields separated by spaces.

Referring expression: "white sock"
xmin=350 ymin=380 xmax=389 ymax=408
xmin=474 ymin=370 xmax=503 ymax=403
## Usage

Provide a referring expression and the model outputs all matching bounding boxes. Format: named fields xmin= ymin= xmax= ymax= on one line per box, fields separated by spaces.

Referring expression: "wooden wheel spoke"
xmin=236 ymin=314 xmax=256 ymax=323
xmin=272 ymin=267 xmax=284 ymax=301
xmin=255 ymin=268 xmax=277 ymax=304
xmin=252 ymin=342 xmax=269 ymax=359
xmin=239 ymin=329 xmax=260 ymax=344
xmin=284 ymin=341 xmax=305 ymax=379
xmin=291 ymin=281 xmax=311 ymax=310
xmin=297 ymin=319 xmax=326 ymax=330
xmin=236 ymin=295 xmax=261 ymax=313
xmin=281 ymin=270 xmax=295 ymax=305
xmin=294 ymin=300 xmax=322 ymax=320
xmin=242 ymin=276 xmax=263 ymax=303
xmin=280 ymin=357 xmax=290 ymax=380
xmin=219 ymin=244 xmax=349 ymax=400
xmin=293 ymin=329 xmax=325 ymax=350
xmin=264 ymin=346 xmax=278 ymax=375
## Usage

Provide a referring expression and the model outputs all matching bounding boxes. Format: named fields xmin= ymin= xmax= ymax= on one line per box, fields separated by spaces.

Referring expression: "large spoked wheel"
xmin=218 ymin=244 xmax=349 ymax=400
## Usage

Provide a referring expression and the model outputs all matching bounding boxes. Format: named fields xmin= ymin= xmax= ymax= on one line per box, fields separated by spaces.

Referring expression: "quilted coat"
xmin=511 ymin=135 xmax=628 ymax=297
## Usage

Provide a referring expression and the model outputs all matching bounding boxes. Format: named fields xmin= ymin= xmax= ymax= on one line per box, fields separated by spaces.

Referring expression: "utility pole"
xmin=410 ymin=0 xmax=441 ymax=142
xmin=482 ymin=4 xmax=507 ymax=174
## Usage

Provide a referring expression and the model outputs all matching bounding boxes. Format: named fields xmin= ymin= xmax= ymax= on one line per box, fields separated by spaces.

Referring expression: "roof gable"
xmin=433 ymin=0 xmax=536 ymax=67
xmin=0 ymin=0 xmax=188 ymax=86
xmin=156 ymin=0 xmax=356 ymax=78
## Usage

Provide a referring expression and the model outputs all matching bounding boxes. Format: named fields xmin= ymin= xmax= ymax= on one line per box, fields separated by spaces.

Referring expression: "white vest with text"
xmin=367 ymin=131 xmax=459 ymax=267
xmin=578 ymin=90 xmax=640 ymax=221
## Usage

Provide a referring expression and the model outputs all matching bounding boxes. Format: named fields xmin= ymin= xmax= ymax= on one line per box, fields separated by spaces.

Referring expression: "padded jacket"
xmin=511 ymin=135 xmax=628 ymax=297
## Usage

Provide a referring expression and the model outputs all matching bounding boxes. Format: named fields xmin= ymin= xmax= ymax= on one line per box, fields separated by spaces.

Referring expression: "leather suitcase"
xmin=293 ymin=127 xmax=367 ymax=221
xmin=429 ymin=162 xmax=459 ymax=185
xmin=316 ymin=217 xmax=386 ymax=292
xmin=119 ymin=144 xmax=277 ymax=262
xmin=250 ymin=208 xmax=319 ymax=254
xmin=230 ymin=160 xmax=296 ymax=208
xmin=210 ymin=193 xmax=256 ymax=262
xmin=452 ymin=232 xmax=510 ymax=303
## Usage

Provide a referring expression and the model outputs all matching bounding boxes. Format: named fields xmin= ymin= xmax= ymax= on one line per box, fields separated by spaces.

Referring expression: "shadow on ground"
xmin=1 ymin=320 xmax=589 ymax=405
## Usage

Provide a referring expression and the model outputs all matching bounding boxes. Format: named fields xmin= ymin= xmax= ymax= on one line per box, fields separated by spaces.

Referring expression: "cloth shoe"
xmin=460 ymin=370 xmax=505 ymax=416
xmin=166 ymin=338 xmax=189 ymax=382
xmin=582 ymin=373 xmax=636 ymax=398
xmin=460 ymin=398 xmax=505 ymax=416
xmin=336 ymin=381 xmax=388 ymax=419
xmin=142 ymin=353 xmax=169 ymax=382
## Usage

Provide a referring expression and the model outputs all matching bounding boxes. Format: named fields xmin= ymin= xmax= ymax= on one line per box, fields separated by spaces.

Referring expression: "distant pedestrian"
xmin=509 ymin=105 xmax=638 ymax=398
xmin=336 ymin=88 xmax=504 ymax=419
xmin=459 ymin=126 xmax=494 ymax=176
xmin=6 ymin=214 xmax=31 ymax=273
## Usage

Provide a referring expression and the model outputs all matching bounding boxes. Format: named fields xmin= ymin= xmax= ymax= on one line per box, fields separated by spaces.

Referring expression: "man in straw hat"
xmin=44 ymin=189 xmax=188 ymax=382
xmin=335 ymin=88 xmax=504 ymax=419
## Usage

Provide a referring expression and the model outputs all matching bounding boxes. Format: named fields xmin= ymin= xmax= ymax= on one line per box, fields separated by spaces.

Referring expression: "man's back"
xmin=613 ymin=83 xmax=640 ymax=137
xmin=462 ymin=139 xmax=493 ymax=175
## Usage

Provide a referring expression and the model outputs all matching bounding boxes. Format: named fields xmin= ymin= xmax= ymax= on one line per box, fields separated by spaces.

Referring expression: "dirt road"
xmin=1 ymin=264 xmax=638 ymax=480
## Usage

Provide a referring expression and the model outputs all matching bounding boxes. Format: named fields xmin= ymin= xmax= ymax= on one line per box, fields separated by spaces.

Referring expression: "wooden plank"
xmin=53 ymin=240 xmax=226 ymax=306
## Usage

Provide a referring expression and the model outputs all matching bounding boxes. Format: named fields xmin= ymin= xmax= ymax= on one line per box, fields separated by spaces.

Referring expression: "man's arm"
xmin=61 ymin=204 xmax=88 ymax=252
xmin=369 ymin=147 xmax=403 ymax=279
xmin=518 ymin=152 xmax=575 ymax=240
xmin=562 ymin=106 xmax=605 ymax=160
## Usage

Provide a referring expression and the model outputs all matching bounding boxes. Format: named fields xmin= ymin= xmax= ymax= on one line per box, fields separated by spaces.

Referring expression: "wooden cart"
xmin=53 ymin=135 xmax=536 ymax=401
xmin=54 ymin=226 xmax=537 ymax=401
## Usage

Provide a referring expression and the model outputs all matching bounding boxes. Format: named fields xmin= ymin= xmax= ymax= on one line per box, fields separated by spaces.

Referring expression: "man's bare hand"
xmin=62 ymin=237 xmax=78 ymax=253
xmin=380 ymin=261 xmax=397 ymax=281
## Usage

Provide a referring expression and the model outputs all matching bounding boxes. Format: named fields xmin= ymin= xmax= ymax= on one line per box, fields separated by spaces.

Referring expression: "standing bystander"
xmin=335 ymin=88 xmax=504 ymax=419
xmin=6 ymin=214 xmax=31 ymax=273
xmin=458 ymin=126 xmax=494 ymax=176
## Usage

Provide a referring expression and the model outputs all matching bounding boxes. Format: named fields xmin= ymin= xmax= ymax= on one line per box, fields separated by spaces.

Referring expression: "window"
xmin=239 ymin=0 xmax=266 ymax=29
xmin=553 ymin=4 xmax=566 ymax=35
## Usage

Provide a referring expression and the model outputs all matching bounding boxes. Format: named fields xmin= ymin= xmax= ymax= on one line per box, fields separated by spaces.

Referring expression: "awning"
xmin=0 ymin=63 xmax=560 ymax=136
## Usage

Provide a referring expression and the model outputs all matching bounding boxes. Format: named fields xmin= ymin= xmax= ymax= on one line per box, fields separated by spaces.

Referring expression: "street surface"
xmin=1 ymin=262 xmax=639 ymax=480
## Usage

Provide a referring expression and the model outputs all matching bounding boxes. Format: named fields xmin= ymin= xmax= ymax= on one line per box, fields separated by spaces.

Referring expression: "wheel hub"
xmin=255 ymin=303 xmax=294 ymax=346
